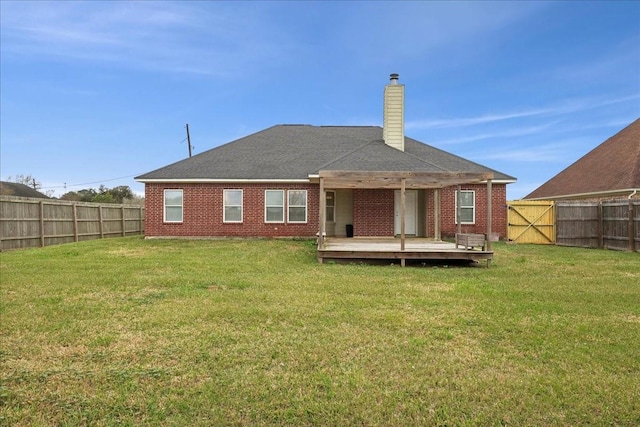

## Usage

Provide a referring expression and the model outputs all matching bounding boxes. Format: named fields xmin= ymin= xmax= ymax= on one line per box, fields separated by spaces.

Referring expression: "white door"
xmin=394 ymin=190 xmax=417 ymax=235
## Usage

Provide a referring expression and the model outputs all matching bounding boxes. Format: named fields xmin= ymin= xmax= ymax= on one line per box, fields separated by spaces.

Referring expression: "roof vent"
xmin=389 ymin=73 xmax=399 ymax=84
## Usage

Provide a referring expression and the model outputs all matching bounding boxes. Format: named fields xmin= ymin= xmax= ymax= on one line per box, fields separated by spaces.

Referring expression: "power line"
xmin=39 ymin=135 xmax=191 ymax=190
xmin=40 ymin=173 xmax=141 ymax=190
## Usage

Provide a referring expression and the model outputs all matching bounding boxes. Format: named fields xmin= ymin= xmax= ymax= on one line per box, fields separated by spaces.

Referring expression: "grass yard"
xmin=1 ymin=237 xmax=639 ymax=426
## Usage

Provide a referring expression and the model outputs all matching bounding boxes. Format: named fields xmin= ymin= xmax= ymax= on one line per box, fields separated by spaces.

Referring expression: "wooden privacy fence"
xmin=0 ymin=196 xmax=145 ymax=251
xmin=507 ymin=199 xmax=639 ymax=251
xmin=556 ymin=200 xmax=639 ymax=251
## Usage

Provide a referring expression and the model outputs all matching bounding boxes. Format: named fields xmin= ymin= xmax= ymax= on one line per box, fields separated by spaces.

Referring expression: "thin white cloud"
xmin=477 ymin=146 xmax=567 ymax=163
xmin=473 ymin=132 xmax=609 ymax=163
xmin=430 ymin=121 xmax=562 ymax=145
xmin=406 ymin=94 xmax=640 ymax=131
xmin=0 ymin=2 xmax=295 ymax=76
xmin=338 ymin=2 xmax=547 ymax=61
xmin=406 ymin=109 xmax=554 ymax=130
xmin=548 ymin=36 xmax=640 ymax=86
xmin=508 ymin=182 xmax=547 ymax=200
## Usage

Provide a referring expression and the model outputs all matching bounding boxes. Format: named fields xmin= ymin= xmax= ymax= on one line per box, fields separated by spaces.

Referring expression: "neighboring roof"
xmin=525 ymin=118 xmax=640 ymax=200
xmin=0 ymin=181 xmax=50 ymax=199
xmin=136 ymin=125 xmax=516 ymax=182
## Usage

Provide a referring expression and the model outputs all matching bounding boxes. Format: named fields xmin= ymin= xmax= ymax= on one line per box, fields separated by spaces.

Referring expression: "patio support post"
xmin=486 ymin=179 xmax=492 ymax=252
xmin=401 ymin=177 xmax=406 ymax=267
xmin=400 ymin=178 xmax=406 ymax=251
xmin=319 ymin=177 xmax=326 ymax=249
xmin=456 ymin=185 xmax=462 ymax=237
xmin=434 ymin=189 xmax=441 ymax=240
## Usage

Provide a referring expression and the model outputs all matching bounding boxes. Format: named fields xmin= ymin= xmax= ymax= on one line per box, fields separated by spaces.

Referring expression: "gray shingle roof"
xmin=136 ymin=125 xmax=515 ymax=182
xmin=0 ymin=181 xmax=50 ymax=199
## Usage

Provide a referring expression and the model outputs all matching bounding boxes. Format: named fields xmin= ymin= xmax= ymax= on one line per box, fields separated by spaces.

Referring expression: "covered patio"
xmin=317 ymin=170 xmax=495 ymax=267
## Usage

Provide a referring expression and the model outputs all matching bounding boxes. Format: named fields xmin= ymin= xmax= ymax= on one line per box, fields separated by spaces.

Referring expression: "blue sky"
xmin=1 ymin=1 xmax=638 ymax=200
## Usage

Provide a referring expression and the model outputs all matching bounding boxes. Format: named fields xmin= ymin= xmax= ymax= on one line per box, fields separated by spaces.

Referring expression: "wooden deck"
xmin=317 ymin=237 xmax=493 ymax=267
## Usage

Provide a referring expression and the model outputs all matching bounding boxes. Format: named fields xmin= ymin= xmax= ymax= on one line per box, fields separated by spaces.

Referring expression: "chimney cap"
xmin=389 ymin=73 xmax=399 ymax=82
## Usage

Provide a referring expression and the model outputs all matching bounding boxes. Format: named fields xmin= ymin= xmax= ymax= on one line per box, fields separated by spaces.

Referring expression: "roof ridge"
xmin=319 ymin=125 xmax=381 ymax=128
xmin=315 ymin=139 xmax=380 ymax=171
xmin=276 ymin=124 xmax=381 ymax=128
xmin=397 ymin=143 xmax=451 ymax=172
xmin=406 ymin=136 xmax=516 ymax=179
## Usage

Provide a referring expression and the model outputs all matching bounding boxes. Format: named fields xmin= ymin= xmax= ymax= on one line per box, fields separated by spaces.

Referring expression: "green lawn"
xmin=1 ymin=237 xmax=639 ymax=426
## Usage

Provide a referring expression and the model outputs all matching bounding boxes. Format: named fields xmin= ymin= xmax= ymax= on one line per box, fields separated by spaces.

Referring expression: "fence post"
xmin=597 ymin=202 xmax=604 ymax=249
xmin=40 ymin=200 xmax=45 ymax=247
xmin=121 ymin=206 xmax=126 ymax=237
xmin=73 ymin=203 xmax=79 ymax=242
xmin=629 ymin=199 xmax=635 ymax=252
xmin=98 ymin=205 xmax=104 ymax=238
xmin=139 ymin=206 xmax=144 ymax=234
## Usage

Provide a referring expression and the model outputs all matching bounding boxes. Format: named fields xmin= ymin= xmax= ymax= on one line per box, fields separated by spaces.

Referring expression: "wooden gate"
xmin=507 ymin=200 xmax=555 ymax=244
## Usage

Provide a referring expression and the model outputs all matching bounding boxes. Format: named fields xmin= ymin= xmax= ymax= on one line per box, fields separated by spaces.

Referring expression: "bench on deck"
xmin=455 ymin=233 xmax=486 ymax=250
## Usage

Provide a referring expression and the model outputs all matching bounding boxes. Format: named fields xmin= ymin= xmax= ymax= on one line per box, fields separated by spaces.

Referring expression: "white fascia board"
xmin=307 ymin=173 xmax=516 ymax=185
xmin=525 ymin=188 xmax=640 ymax=201
xmin=483 ymin=179 xmax=517 ymax=184
xmin=136 ymin=178 xmax=311 ymax=184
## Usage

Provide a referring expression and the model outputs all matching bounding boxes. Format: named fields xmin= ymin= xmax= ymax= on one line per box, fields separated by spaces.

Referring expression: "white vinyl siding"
xmin=265 ymin=190 xmax=284 ymax=222
xmin=383 ymin=83 xmax=405 ymax=151
xmin=164 ymin=189 xmax=183 ymax=223
xmin=288 ymin=190 xmax=307 ymax=223
xmin=455 ymin=190 xmax=475 ymax=224
xmin=223 ymin=189 xmax=243 ymax=223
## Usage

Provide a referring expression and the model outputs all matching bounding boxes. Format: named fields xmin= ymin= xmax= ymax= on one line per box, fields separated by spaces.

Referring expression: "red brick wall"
xmin=427 ymin=184 xmax=508 ymax=238
xmin=353 ymin=189 xmax=395 ymax=236
xmin=350 ymin=185 xmax=507 ymax=238
xmin=144 ymin=182 xmax=508 ymax=239
xmin=145 ymin=183 xmax=318 ymax=237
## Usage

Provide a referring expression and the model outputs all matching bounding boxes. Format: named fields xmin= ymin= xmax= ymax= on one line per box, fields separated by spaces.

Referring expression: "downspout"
xmin=628 ymin=189 xmax=637 ymax=199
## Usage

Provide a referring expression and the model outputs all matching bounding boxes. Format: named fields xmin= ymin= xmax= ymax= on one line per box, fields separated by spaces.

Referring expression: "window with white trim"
xmin=223 ymin=189 xmax=243 ymax=223
xmin=288 ymin=190 xmax=307 ymax=223
xmin=265 ymin=190 xmax=284 ymax=222
xmin=164 ymin=189 xmax=183 ymax=223
xmin=455 ymin=190 xmax=475 ymax=224
xmin=326 ymin=191 xmax=335 ymax=222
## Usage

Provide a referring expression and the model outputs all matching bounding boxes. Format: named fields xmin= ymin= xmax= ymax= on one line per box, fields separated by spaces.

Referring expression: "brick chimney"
xmin=383 ymin=73 xmax=405 ymax=151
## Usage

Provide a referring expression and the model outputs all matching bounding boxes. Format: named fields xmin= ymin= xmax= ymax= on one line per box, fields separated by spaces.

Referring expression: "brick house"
xmin=136 ymin=75 xmax=516 ymax=240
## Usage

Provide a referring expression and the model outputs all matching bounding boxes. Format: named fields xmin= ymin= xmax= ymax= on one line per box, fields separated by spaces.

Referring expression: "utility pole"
xmin=185 ymin=123 xmax=193 ymax=158
xmin=32 ymin=178 xmax=38 ymax=190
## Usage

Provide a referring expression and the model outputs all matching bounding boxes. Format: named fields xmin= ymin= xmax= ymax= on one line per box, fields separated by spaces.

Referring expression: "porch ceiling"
xmin=318 ymin=170 xmax=494 ymax=189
